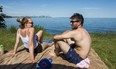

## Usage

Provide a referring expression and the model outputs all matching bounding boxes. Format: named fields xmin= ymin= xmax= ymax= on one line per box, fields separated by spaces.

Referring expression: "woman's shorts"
xmin=25 ymin=44 xmax=43 ymax=53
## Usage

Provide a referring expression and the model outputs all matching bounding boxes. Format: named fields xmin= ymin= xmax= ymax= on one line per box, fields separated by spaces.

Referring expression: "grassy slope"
xmin=90 ymin=32 xmax=116 ymax=69
xmin=0 ymin=27 xmax=116 ymax=69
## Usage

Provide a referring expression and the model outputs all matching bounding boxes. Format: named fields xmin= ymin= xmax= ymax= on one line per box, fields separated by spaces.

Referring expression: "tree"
xmin=0 ymin=6 xmax=6 ymax=28
xmin=0 ymin=6 xmax=3 ymax=12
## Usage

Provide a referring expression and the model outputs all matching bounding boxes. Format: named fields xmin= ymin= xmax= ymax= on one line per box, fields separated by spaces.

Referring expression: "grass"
xmin=34 ymin=25 xmax=51 ymax=39
xmin=0 ymin=26 xmax=116 ymax=69
xmin=90 ymin=32 xmax=116 ymax=69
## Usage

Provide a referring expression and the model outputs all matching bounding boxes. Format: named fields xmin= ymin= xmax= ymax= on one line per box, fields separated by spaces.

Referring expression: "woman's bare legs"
xmin=41 ymin=42 xmax=51 ymax=51
xmin=36 ymin=30 xmax=43 ymax=43
xmin=36 ymin=30 xmax=54 ymax=51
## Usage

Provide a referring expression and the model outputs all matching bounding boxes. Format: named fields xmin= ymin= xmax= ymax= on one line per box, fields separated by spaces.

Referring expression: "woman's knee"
xmin=37 ymin=30 xmax=43 ymax=35
xmin=38 ymin=30 xmax=43 ymax=34
xmin=36 ymin=30 xmax=43 ymax=41
xmin=39 ymin=30 xmax=43 ymax=33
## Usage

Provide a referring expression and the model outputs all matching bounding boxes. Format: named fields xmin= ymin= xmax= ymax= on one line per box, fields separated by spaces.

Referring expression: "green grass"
xmin=34 ymin=25 xmax=52 ymax=39
xmin=90 ymin=32 xmax=116 ymax=69
xmin=0 ymin=27 xmax=116 ymax=69
xmin=0 ymin=25 xmax=52 ymax=52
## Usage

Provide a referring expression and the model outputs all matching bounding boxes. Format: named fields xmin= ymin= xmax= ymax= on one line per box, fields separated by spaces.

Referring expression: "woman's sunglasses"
xmin=27 ymin=22 xmax=33 ymax=24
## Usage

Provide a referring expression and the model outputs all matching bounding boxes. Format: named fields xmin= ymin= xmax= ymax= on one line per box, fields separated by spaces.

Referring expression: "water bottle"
xmin=0 ymin=44 xmax=4 ymax=55
xmin=36 ymin=58 xmax=52 ymax=69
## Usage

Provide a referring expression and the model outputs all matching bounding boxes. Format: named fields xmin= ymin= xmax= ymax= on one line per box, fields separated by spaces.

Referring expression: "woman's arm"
xmin=28 ymin=28 xmax=35 ymax=62
xmin=14 ymin=29 xmax=20 ymax=54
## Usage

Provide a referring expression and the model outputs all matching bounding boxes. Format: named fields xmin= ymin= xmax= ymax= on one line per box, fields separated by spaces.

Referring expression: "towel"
xmin=76 ymin=58 xmax=90 ymax=68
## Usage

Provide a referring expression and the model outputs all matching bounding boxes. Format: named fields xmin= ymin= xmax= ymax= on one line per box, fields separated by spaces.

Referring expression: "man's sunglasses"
xmin=70 ymin=20 xmax=79 ymax=23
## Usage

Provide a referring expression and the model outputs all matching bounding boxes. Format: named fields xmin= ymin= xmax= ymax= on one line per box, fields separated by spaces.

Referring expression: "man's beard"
xmin=72 ymin=27 xmax=77 ymax=30
xmin=72 ymin=28 xmax=77 ymax=30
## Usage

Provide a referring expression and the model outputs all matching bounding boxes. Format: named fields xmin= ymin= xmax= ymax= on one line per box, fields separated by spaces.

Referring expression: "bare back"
xmin=18 ymin=29 xmax=27 ymax=37
xmin=18 ymin=28 xmax=31 ymax=37
xmin=72 ymin=28 xmax=92 ymax=59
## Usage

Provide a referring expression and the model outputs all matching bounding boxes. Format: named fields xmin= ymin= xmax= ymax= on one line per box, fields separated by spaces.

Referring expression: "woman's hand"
xmin=30 ymin=59 xmax=36 ymax=63
xmin=6 ymin=50 xmax=16 ymax=57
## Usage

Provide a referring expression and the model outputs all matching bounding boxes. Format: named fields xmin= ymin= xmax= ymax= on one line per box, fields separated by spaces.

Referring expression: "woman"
xmin=13 ymin=16 xmax=51 ymax=63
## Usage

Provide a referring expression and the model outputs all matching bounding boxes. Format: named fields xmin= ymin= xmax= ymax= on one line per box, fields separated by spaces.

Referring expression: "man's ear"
xmin=77 ymin=21 xmax=81 ymax=26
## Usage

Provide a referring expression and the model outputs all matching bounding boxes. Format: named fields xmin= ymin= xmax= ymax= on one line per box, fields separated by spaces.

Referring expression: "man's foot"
xmin=76 ymin=58 xmax=90 ymax=68
xmin=48 ymin=42 xmax=54 ymax=47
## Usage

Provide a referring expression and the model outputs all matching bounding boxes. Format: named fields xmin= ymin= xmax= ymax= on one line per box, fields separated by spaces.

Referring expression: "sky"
xmin=0 ymin=0 xmax=116 ymax=18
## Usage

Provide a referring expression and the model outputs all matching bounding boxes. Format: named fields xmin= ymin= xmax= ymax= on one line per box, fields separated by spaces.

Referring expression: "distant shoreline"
xmin=4 ymin=15 xmax=52 ymax=18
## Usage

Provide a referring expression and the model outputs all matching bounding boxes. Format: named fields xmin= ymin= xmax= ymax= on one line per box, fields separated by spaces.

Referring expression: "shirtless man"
xmin=53 ymin=13 xmax=92 ymax=68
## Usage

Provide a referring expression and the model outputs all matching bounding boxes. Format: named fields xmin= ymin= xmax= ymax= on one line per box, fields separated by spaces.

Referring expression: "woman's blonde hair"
xmin=17 ymin=16 xmax=31 ymax=29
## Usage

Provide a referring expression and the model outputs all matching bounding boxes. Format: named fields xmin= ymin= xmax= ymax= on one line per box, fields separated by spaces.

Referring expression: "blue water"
xmin=4 ymin=18 xmax=116 ymax=35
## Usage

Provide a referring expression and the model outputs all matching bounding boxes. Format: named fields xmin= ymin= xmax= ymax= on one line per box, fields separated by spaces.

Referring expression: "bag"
xmin=36 ymin=58 xmax=52 ymax=69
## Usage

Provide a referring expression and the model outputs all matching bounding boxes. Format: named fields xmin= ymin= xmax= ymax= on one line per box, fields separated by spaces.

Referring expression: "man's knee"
xmin=56 ymin=40 xmax=70 ymax=54
xmin=56 ymin=41 xmax=64 ymax=45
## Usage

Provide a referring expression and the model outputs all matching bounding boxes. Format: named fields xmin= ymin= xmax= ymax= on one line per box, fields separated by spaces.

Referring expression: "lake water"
xmin=4 ymin=18 xmax=116 ymax=35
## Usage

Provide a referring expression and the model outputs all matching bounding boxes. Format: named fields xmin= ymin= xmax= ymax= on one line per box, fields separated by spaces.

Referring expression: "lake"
xmin=4 ymin=17 xmax=116 ymax=35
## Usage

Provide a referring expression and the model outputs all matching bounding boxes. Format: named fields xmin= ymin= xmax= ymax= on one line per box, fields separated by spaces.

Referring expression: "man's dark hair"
xmin=70 ymin=13 xmax=84 ymax=26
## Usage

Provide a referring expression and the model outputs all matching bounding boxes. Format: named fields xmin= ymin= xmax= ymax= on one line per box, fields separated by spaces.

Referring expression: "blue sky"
xmin=0 ymin=0 xmax=116 ymax=18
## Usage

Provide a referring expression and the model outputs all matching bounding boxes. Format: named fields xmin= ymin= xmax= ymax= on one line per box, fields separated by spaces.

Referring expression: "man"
xmin=53 ymin=13 xmax=92 ymax=68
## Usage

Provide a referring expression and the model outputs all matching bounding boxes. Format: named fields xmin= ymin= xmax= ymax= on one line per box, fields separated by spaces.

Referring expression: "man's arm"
xmin=53 ymin=30 xmax=75 ymax=40
xmin=60 ymin=30 xmax=74 ymax=44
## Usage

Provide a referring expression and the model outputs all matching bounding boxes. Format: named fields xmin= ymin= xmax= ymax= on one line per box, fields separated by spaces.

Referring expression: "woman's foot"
xmin=48 ymin=42 xmax=54 ymax=47
xmin=48 ymin=51 xmax=56 ymax=57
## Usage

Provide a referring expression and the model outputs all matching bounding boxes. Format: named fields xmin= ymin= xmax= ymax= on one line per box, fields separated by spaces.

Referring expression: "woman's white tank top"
xmin=18 ymin=32 xmax=38 ymax=49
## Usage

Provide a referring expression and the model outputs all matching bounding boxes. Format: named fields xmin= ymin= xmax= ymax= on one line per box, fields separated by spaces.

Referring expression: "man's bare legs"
xmin=54 ymin=42 xmax=62 ymax=56
xmin=49 ymin=41 xmax=70 ymax=56
xmin=56 ymin=41 xmax=70 ymax=54
xmin=64 ymin=39 xmax=74 ymax=45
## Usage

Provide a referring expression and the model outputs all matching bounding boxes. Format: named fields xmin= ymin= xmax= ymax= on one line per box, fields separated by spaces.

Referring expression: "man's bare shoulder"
xmin=65 ymin=30 xmax=81 ymax=37
xmin=68 ymin=29 xmax=81 ymax=35
xmin=68 ymin=29 xmax=83 ymax=39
